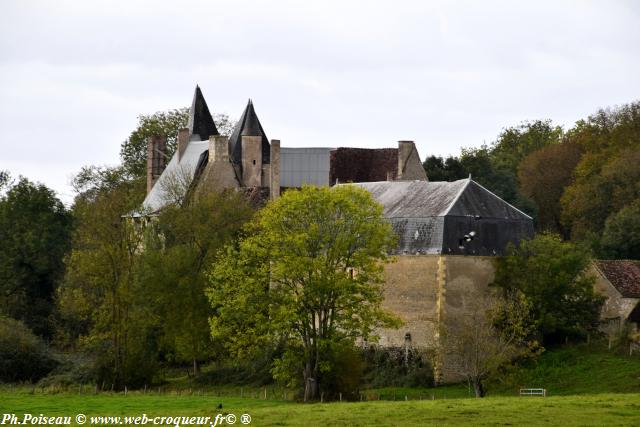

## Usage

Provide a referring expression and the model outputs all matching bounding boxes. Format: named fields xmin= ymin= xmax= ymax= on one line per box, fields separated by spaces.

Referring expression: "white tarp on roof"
xmin=142 ymin=141 xmax=208 ymax=213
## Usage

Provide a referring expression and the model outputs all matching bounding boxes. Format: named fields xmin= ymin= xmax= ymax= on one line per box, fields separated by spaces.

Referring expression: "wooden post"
xmin=320 ymin=392 xmax=324 ymax=403
xmin=339 ymin=392 xmax=342 ymax=401
xmin=124 ymin=386 xmax=128 ymax=396
xmin=264 ymin=387 xmax=267 ymax=399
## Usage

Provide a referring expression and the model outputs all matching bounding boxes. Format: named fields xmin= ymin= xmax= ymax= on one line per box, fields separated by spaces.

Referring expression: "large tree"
xmin=0 ymin=178 xmax=72 ymax=338
xmin=138 ymin=189 xmax=253 ymax=375
xmin=492 ymin=234 xmax=603 ymax=343
xmin=119 ymin=109 xmax=235 ymax=178
xmin=208 ymin=185 xmax=400 ymax=401
xmin=57 ymin=172 xmax=153 ymax=388
xmin=561 ymin=102 xmax=640 ymax=241
xmin=518 ymin=142 xmax=583 ymax=236
xmin=600 ymin=200 xmax=640 ymax=260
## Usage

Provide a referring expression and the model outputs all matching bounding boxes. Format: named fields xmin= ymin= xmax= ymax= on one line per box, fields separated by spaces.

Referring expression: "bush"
xmin=362 ymin=346 xmax=434 ymax=388
xmin=0 ymin=317 xmax=58 ymax=382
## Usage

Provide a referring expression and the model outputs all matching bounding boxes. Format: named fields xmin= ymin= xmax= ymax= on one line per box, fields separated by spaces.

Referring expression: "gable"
xmin=447 ymin=180 xmax=532 ymax=220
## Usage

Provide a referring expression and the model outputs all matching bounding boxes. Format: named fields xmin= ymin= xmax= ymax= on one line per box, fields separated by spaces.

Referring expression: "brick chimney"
xmin=146 ymin=135 xmax=166 ymax=194
xmin=270 ymin=139 xmax=280 ymax=199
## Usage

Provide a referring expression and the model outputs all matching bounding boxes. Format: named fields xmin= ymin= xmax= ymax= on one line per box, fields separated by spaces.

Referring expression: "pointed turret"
xmin=228 ymin=99 xmax=271 ymax=165
xmin=187 ymin=85 xmax=219 ymax=141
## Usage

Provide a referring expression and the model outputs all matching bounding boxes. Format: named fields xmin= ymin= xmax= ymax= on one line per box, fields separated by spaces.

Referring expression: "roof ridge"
xmin=466 ymin=179 xmax=533 ymax=220
xmin=442 ymin=178 xmax=471 ymax=216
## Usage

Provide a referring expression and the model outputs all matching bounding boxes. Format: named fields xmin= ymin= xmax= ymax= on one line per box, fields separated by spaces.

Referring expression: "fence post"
xmin=320 ymin=392 xmax=324 ymax=403
xmin=339 ymin=392 xmax=342 ymax=402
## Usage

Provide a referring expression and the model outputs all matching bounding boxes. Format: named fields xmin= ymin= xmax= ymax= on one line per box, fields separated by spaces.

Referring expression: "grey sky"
xmin=1 ymin=0 xmax=638 ymax=203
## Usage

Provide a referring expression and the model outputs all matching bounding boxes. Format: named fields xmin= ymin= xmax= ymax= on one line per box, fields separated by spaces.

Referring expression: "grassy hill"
xmin=487 ymin=341 xmax=640 ymax=396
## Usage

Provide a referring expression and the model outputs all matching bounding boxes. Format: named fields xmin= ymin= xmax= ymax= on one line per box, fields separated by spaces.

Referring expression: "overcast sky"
xmin=1 ymin=0 xmax=638 ymax=203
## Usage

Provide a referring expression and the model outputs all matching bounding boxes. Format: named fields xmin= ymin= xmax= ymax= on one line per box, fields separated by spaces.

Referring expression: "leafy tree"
xmin=600 ymin=201 xmax=640 ymax=260
xmin=57 ymin=173 xmax=153 ymax=388
xmin=138 ymin=189 xmax=253 ymax=375
xmin=120 ymin=108 xmax=189 ymax=178
xmin=0 ymin=316 xmax=58 ymax=382
xmin=491 ymin=120 xmax=563 ymax=172
xmin=518 ymin=142 xmax=583 ymax=235
xmin=445 ymin=291 xmax=538 ymax=397
xmin=0 ymin=178 xmax=72 ymax=338
xmin=119 ymin=109 xmax=235 ymax=178
xmin=0 ymin=170 xmax=11 ymax=195
xmin=561 ymin=102 xmax=640 ymax=240
xmin=492 ymin=234 xmax=603 ymax=343
xmin=208 ymin=185 xmax=400 ymax=401
xmin=422 ymin=156 xmax=466 ymax=182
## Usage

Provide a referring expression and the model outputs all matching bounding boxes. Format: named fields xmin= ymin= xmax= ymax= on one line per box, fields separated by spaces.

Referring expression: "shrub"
xmin=362 ymin=346 xmax=434 ymax=388
xmin=0 ymin=317 xmax=58 ymax=382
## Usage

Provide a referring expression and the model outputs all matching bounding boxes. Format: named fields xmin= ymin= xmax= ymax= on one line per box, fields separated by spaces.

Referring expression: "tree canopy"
xmin=0 ymin=178 xmax=72 ymax=338
xmin=208 ymin=185 xmax=400 ymax=401
xmin=492 ymin=234 xmax=603 ymax=343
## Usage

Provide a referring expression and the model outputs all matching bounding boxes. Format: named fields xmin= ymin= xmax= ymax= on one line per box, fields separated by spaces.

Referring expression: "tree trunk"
xmin=472 ymin=377 xmax=485 ymax=398
xmin=303 ymin=363 xmax=319 ymax=402
xmin=193 ymin=359 xmax=200 ymax=377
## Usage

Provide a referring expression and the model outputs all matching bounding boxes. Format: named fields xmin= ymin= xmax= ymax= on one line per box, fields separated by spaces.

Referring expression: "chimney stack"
xmin=209 ymin=135 xmax=229 ymax=162
xmin=397 ymin=140 xmax=414 ymax=180
xmin=241 ymin=135 xmax=262 ymax=187
xmin=270 ymin=139 xmax=280 ymax=199
xmin=177 ymin=128 xmax=189 ymax=161
xmin=146 ymin=135 xmax=166 ymax=194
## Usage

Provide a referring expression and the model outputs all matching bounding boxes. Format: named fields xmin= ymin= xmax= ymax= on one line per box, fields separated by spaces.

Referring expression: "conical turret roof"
xmin=187 ymin=85 xmax=219 ymax=141
xmin=228 ymin=99 xmax=270 ymax=164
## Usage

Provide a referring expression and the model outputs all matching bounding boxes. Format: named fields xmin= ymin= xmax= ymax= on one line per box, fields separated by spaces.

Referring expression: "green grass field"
xmin=2 ymin=343 xmax=639 ymax=426
xmin=1 ymin=391 xmax=639 ymax=426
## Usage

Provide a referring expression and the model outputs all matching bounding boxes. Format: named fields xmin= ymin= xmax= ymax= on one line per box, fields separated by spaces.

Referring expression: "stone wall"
xmin=377 ymin=255 xmax=496 ymax=383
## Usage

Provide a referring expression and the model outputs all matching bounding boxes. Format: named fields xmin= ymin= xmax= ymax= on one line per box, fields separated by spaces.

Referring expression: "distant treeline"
xmin=423 ymin=101 xmax=640 ymax=259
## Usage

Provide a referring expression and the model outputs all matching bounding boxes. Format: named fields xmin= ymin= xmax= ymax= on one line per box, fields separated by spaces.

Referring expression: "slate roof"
xmin=228 ymin=100 xmax=271 ymax=165
xmin=595 ymin=260 xmax=640 ymax=298
xmin=188 ymin=86 xmax=219 ymax=141
xmin=354 ymin=179 xmax=532 ymax=220
xmin=351 ymin=179 xmax=533 ymax=255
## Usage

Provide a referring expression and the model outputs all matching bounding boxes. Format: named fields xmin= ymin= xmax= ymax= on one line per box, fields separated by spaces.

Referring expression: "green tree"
xmin=600 ymin=201 xmax=640 ymax=260
xmin=518 ymin=142 xmax=583 ymax=235
xmin=119 ymin=109 xmax=235 ymax=178
xmin=138 ymin=189 xmax=253 ymax=375
xmin=492 ymin=234 xmax=603 ymax=343
xmin=57 ymin=173 xmax=153 ymax=388
xmin=561 ymin=102 xmax=640 ymax=241
xmin=208 ymin=185 xmax=400 ymax=401
xmin=491 ymin=120 xmax=563 ymax=172
xmin=0 ymin=178 xmax=72 ymax=338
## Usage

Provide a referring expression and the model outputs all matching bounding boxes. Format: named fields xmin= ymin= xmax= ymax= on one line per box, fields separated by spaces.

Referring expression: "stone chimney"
xmin=397 ymin=140 xmax=428 ymax=181
xmin=177 ymin=128 xmax=189 ymax=161
xmin=397 ymin=140 xmax=414 ymax=179
xmin=270 ymin=139 xmax=280 ymax=199
xmin=146 ymin=135 xmax=166 ymax=194
xmin=241 ymin=135 xmax=262 ymax=187
xmin=209 ymin=135 xmax=229 ymax=162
